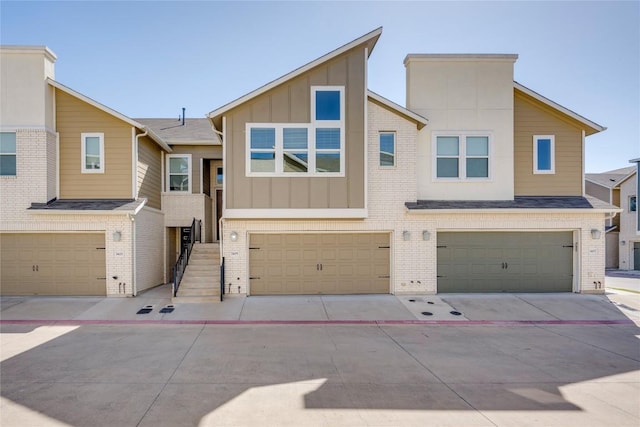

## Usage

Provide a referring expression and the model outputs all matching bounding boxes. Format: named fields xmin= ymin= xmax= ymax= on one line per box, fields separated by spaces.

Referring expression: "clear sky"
xmin=1 ymin=0 xmax=638 ymax=173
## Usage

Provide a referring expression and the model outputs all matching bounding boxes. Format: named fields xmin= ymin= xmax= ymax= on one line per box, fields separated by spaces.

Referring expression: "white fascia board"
xmin=367 ymin=90 xmax=428 ymax=128
xmin=1 ymin=45 xmax=57 ymax=62
xmin=514 ymin=82 xmax=606 ymax=133
xmin=404 ymin=53 xmax=519 ymax=65
xmin=29 ymin=209 xmax=136 ymax=216
xmin=207 ymin=27 xmax=382 ymax=119
xmin=224 ymin=208 xmax=368 ymax=219
xmin=47 ymin=78 xmax=171 ymax=152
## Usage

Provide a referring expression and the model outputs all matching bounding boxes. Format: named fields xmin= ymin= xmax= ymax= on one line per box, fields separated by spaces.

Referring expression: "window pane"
xmin=250 ymin=152 xmax=275 ymax=173
xmin=169 ymin=174 xmax=188 ymax=191
xmin=316 ymin=128 xmax=340 ymax=150
xmin=250 ymin=128 xmax=275 ymax=149
xmin=436 ymin=136 xmax=459 ymax=156
xmin=537 ymin=139 xmax=552 ymax=170
xmin=315 ymin=90 xmax=340 ymax=120
xmin=466 ymin=136 xmax=488 ymax=156
xmin=283 ymin=152 xmax=308 ymax=172
xmin=85 ymin=137 xmax=101 ymax=169
xmin=316 ymin=152 xmax=340 ymax=173
xmin=283 ymin=128 xmax=308 ymax=150
xmin=216 ymin=167 xmax=223 ymax=185
xmin=0 ymin=132 xmax=16 ymax=153
xmin=169 ymin=157 xmax=189 ymax=173
xmin=0 ymin=154 xmax=16 ymax=176
xmin=467 ymin=158 xmax=488 ymax=178
xmin=631 ymin=196 xmax=637 ymax=212
xmin=437 ymin=158 xmax=459 ymax=178
xmin=379 ymin=133 xmax=395 ymax=166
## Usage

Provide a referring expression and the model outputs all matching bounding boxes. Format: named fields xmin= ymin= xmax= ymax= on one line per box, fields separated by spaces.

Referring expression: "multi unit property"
xmin=0 ymin=28 xmax=618 ymax=298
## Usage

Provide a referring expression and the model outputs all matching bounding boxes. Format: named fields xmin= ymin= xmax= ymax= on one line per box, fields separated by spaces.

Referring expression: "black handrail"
xmin=220 ymin=256 xmax=225 ymax=302
xmin=172 ymin=218 xmax=199 ymax=297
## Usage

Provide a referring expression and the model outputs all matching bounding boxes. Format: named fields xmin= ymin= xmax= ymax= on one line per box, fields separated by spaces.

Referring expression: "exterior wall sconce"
xmin=621 ymin=240 xmax=626 ymax=246
xmin=590 ymin=229 xmax=601 ymax=240
xmin=230 ymin=231 xmax=238 ymax=242
xmin=112 ymin=231 xmax=122 ymax=242
xmin=422 ymin=230 xmax=430 ymax=241
xmin=402 ymin=231 xmax=411 ymax=241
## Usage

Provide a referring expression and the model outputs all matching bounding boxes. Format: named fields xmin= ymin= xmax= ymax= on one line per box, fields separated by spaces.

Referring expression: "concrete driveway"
xmin=2 ymin=288 xmax=640 ymax=426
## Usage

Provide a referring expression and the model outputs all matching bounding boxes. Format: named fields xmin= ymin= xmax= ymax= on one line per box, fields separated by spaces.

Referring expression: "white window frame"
xmin=166 ymin=154 xmax=192 ymax=193
xmin=379 ymin=131 xmax=396 ymax=168
xmin=245 ymin=86 xmax=345 ymax=177
xmin=432 ymin=131 xmax=492 ymax=181
xmin=81 ymin=132 xmax=104 ymax=174
xmin=533 ymin=135 xmax=555 ymax=174
xmin=0 ymin=131 xmax=17 ymax=177
xmin=630 ymin=195 xmax=637 ymax=212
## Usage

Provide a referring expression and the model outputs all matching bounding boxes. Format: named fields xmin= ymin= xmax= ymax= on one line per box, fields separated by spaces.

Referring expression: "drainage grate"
xmin=136 ymin=305 xmax=153 ymax=315
xmin=159 ymin=305 xmax=175 ymax=314
xmin=421 ymin=311 xmax=433 ymax=316
xmin=450 ymin=311 xmax=462 ymax=316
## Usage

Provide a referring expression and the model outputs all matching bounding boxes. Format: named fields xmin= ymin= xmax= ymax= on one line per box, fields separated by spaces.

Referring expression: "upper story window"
xmin=246 ymin=86 xmax=345 ymax=177
xmin=533 ymin=135 xmax=555 ymax=174
xmin=216 ymin=167 xmax=223 ymax=185
xmin=167 ymin=154 xmax=192 ymax=192
xmin=0 ymin=132 xmax=17 ymax=176
xmin=434 ymin=133 xmax=490 ymax=180
xmin=630 ymin=196 xmax=637 ymax=212
xmin=379 ymin=132 xmax=395 ymax=167
xmin=81 ymin=133 xmax=104 ymax=173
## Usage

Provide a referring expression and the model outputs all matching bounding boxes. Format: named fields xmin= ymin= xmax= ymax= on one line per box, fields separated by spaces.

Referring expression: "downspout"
xmin=134 ymin=128 xmax=149 ymax=199
xmin=129 ymin=128 xmax=148 ymax=297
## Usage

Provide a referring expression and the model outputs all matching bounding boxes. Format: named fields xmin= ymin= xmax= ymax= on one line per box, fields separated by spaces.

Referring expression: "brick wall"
xmin=135 ymin=207 xmax=165 ymax=292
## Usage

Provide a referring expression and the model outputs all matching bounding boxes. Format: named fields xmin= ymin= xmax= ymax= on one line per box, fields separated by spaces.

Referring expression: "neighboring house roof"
xmin=367 ymin=90 xmax=428 ymax=129
xmin=406 ymin=196 xmax=619 ymax=211
xmin=135 ymin=118 xmax=221 ymax=145
xmin=514 ymin=82 xmax=606 ymax=136
xmin=28 ymin=199 xmax=145 ymax=214
xmin=585 ymin=166 xmax=636 ymax=189
xmin=47 ymin=78 xmax=172 ymax=152
xmin=208 ymin=27 xmax=382 ymax=120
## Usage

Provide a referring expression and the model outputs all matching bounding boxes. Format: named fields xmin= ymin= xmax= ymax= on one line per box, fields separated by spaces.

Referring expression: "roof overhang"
xmin=208 ymin=27 xmax=383 ymax=120
xmin=47 ymin=78 xmax=171 ymax=152
xmin=367 ymin=90 xmax=428 ymax=129
xmin=514 ymin=82 xmax=606 ymax=136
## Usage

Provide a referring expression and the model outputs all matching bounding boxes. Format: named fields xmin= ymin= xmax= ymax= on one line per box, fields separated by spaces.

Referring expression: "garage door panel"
xmin=249 ymin=233 xmax=390 ymax=295
xmin=1 ymin=233 xmax=106 ymax=296
xmin=438 ymin=232 xmax=572 ymax=293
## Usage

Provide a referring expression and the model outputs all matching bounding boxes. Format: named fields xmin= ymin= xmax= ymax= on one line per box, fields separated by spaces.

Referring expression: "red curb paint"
xmin=0 ymin=319 xmax=635 ymax=326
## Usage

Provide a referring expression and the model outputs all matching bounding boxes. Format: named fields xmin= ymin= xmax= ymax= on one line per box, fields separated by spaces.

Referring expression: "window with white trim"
xmin=0 ymin=132 xmax=17 ymax=176
xmin=167 ymin=154 xmax=192 ymax=192
xmin=434 ymin=133 xmax=490 ymax=179
xmin=379 ymin=132 xmax=395 ymax=167
xmin=246 ymin=86 xmax=345 ymax=176
xmin=533 ymin=135 xmax=555 ymax=174
xmin=81 ymin=133 xmax=104 ymax=173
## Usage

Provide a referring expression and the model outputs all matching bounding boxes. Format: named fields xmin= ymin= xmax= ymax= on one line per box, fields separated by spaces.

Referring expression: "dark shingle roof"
xmin=406 ymin=196 xmax=595 ymax=210
xmin=29 ymin=199 xmax=141 ymax=211
xmin=585 ymin=166 xmax=636 ymax=189
xmin=135 ymin=118 xmax=220 ymax=144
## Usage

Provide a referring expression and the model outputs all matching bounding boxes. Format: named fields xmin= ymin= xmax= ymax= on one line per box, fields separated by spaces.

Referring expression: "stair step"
xmin=177 ymin=287 xmax=219 ymax=297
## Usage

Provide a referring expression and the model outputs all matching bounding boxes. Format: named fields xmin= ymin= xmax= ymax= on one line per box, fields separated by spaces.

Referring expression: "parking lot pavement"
xmin=1 ymin=322 xmax=639 ymax=427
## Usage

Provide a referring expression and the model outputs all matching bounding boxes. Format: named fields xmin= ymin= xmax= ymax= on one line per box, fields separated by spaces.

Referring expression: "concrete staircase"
xmin=173 ymin=243 xmax=221 ymax=303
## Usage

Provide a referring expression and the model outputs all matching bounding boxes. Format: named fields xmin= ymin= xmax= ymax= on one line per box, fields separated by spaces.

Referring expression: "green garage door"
xmin=437 ymin=232 xmax=573 ymax=293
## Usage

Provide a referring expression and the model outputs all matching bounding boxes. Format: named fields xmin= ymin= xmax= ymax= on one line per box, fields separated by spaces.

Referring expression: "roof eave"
xmin=207 ymin=27 xmax=383 ymax=120
xmin=514 ymin=82 xmax=606 ymax=135
xmin=367 ymin=90 xmax=428 ymax=129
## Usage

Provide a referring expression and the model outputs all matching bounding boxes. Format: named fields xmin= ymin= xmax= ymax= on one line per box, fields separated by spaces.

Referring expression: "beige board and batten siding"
xmin=168 ymin=145 xmax=222 ymax=195
xmin=514 ymin=90 xmax=584 ymax=196
xmin=225 ymin=46 xmax=366 ymax=210
xmin=0 ymin=233 xmax=106 ymax=296
xmin=56 ymin=89 xmax=133 ymax=199
xmin=137 ymin=135 xmax=162 ymax=209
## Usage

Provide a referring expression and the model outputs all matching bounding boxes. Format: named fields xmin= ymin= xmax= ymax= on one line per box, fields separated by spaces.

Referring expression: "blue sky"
xmin=1 ymin=1 xmax=638 ymax=172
